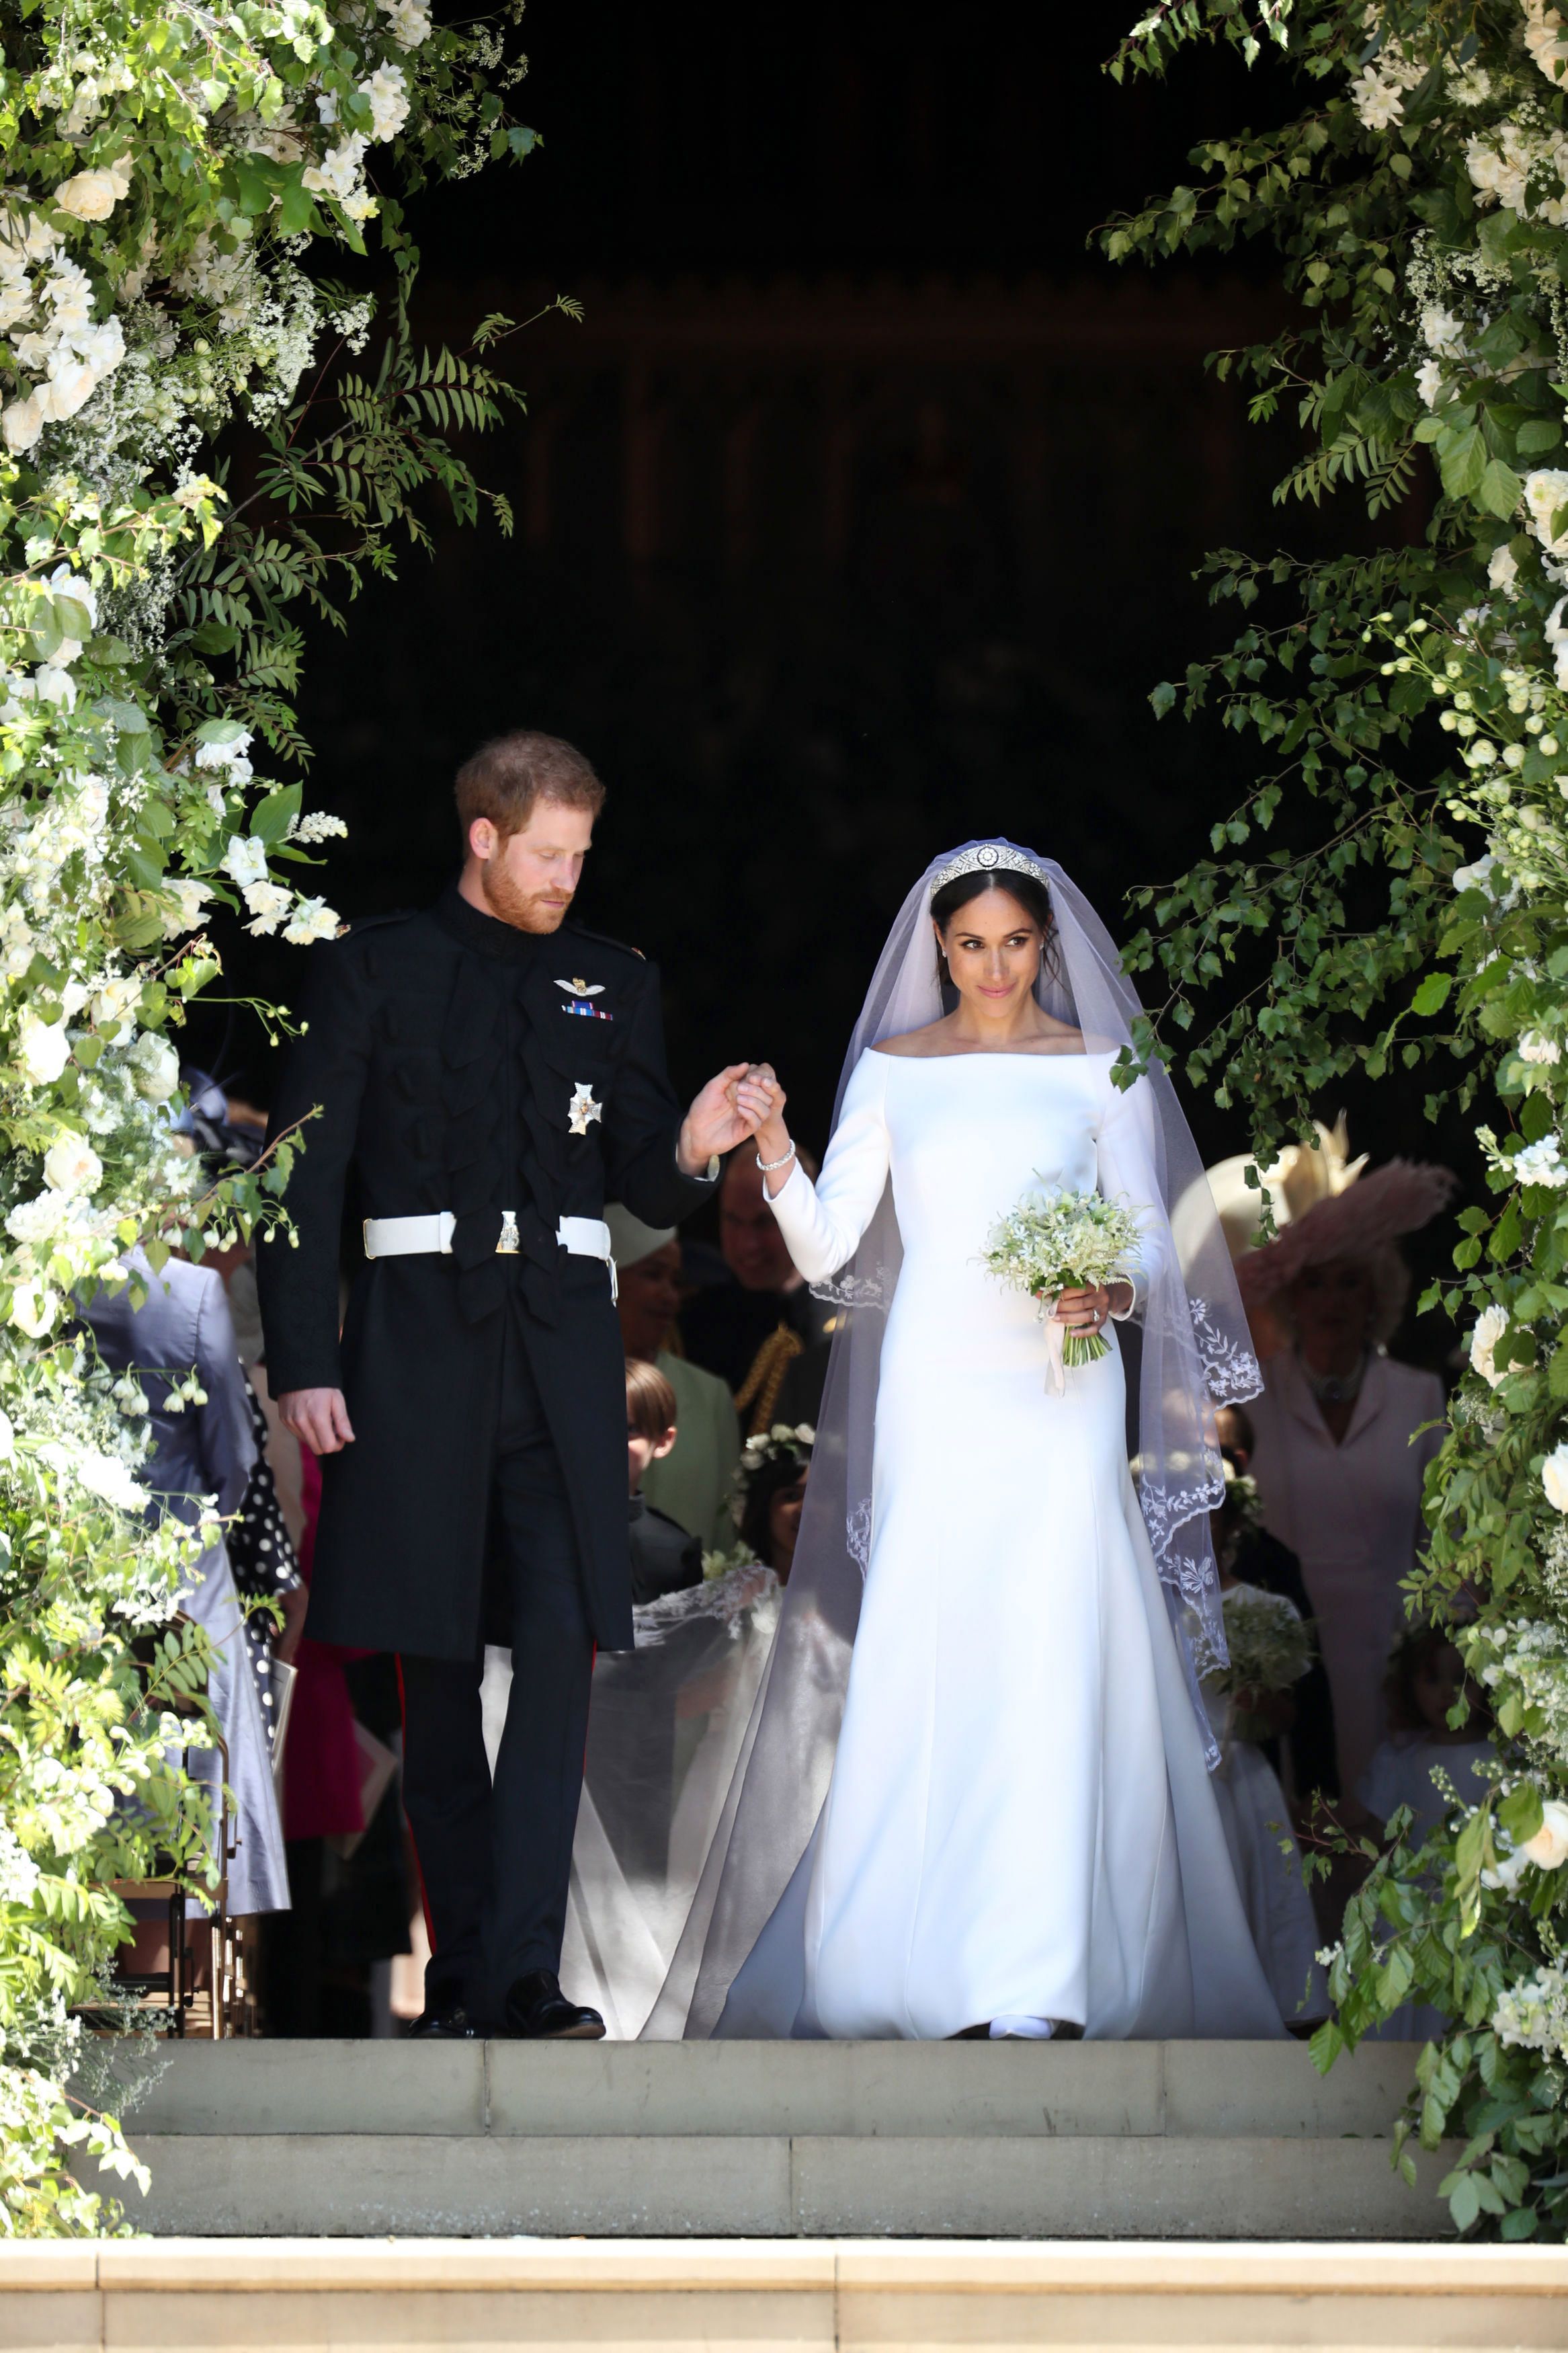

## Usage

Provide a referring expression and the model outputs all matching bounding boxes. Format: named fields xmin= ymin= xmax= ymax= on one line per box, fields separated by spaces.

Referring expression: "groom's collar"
xmin=433 ymin=883 xmax=548 ymax=963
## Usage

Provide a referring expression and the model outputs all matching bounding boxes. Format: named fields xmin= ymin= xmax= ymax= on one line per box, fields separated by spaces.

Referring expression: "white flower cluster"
xmin=0 ymin=215 xmax=127 ymax=455
xmin=1494 ymin=1962 xmax=1568 ymax=2054
xmin=1477 ymin=1616 xmax=1568 ymax=1763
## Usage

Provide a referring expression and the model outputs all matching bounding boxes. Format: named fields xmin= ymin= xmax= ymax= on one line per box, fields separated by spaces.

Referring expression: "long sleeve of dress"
xmin=1094 ymin=1068 xmax=1165 ymax=1318
xmin=766 ymin=1049 xmax=892 ymax=1283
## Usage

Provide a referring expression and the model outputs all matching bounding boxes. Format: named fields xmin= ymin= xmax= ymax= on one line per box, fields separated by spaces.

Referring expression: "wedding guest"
xmin=1237 ymin=1157 xmax=1456 ymax=1795
xmin=682 ymin=1146 xmax=830 ymax=1434
xmin=608 ymin=1205 xmax=741 ymax=1550
xmin=735 ymin=1424 xmax=813 ymax=1583
xmin=79 ymin=1252 xmax=290 ymax=1920
xmin=1211 ymin=1404 xmax=1337 ymax=1804
xmin=1357 ymin=1626 xmax=1493 ymax=2042
xmin=1358 ymin=1626 xmax=1493 ymax=1843
xmin=626 ymin=1358 xmax=704 ymax=1605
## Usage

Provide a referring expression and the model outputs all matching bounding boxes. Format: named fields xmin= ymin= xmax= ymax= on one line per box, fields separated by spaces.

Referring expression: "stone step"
xmin=9 ymin=2238 xmax=1568 ymax=2352
xmin=97 ymin=2039 xmax=1458 ymax=2239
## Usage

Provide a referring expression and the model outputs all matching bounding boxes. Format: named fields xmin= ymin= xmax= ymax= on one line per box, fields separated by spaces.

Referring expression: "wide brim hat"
xmin=604 ymin=1203 xmax=677 ymax=1269
xmin=1235 ymin=1158 xmax=1457 ymax=1307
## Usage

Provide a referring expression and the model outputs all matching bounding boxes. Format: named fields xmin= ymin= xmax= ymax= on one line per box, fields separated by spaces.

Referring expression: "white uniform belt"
xmin=362 ymin=1210 xmax=615 ymax=1294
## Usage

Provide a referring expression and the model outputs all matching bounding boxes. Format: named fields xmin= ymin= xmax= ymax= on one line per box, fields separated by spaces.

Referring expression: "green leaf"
xmin=1412 ymin=973 xmax=1452 ymax=1016
xmin=1150 ymin=681 xmax=1177 ymax=719
xmin=250 ymin=785 xmax=300 ymax=846
xmin=1478 ymin=457 xmax=1525 ymax=519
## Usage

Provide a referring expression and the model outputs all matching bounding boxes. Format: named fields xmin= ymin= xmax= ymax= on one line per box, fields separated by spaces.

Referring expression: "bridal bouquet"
xmin=1208 ymin=1587 xmax=1315 ymax=1745
xmin=981 ymin=1183 xmax=1143 ymax=1385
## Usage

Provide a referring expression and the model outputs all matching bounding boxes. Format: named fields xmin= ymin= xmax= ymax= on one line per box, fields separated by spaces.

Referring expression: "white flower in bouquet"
xmin=1545 ymin=1443 xmax=1568 ymax=1513
xmin=1470 ymin=1302 xmax=1510 ymax=1388
xmin=981 ymin=1182 xmax=1143 ymax=1374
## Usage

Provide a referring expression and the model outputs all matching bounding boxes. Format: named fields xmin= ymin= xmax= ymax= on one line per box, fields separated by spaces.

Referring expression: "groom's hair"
xmin=455 ymin=729 xmax=606 ymax=844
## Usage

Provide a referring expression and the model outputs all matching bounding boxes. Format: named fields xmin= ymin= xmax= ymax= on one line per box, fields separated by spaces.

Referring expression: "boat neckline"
xmin=868 ymin=1044 xmax=1113 ymax=1063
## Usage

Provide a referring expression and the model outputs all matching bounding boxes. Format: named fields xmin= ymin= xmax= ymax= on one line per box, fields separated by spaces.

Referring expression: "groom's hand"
xmin=278 ymin=1386 xmax=356 ymax=1455
xmin=678 ymin=1063 xmax=780 ymax=1173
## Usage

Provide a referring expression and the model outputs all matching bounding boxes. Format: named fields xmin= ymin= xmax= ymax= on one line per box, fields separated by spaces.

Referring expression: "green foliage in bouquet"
xmin=1106 ymin=0 xmax=1568 ymax=2237
xmin=0 ymin=0 xmax=550 ymax=2232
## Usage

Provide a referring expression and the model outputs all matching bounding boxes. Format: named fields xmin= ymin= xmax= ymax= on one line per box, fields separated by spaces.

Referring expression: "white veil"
xmin=642 ymin=842 xmax=1262 ymax=2042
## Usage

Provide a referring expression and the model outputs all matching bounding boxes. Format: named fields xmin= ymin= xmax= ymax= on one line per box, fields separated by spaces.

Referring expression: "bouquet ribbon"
xmin=1042 ymin=1303 xmax=1067 ymax=1399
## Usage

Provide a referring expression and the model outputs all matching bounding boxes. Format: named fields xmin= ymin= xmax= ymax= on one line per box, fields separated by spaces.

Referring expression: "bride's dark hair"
xmin=930 ymin=868 xmax=1059 ymax=991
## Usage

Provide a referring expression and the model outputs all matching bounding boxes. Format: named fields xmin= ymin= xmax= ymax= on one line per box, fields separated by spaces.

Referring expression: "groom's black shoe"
xmin=405 ymin=1989 xmax=481 ymax=2040
xmin=503 ymin=1969 xmax=606 ymax=2040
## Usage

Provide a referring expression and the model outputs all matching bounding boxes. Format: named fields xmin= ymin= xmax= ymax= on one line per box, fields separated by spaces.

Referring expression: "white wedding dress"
xmin=762 ymin=1044 xmax=1284 ymax=2040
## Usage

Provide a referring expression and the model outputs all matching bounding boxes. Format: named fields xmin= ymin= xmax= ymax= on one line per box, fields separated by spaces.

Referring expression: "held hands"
xmin=1053 ymin=1283 xmax=1134 ymax=1337
xmin=278 ymin=1386 xmax=356 ymax=1456
xmin=679 ymin=1062 xmax=787 ymax=1174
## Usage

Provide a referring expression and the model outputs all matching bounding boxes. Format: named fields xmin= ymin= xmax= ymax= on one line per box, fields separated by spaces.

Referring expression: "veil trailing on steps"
xmin=642 ymin=842 xmax=1262 ymax=2042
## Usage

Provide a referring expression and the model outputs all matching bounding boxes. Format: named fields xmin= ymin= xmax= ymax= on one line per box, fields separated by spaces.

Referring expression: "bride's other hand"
xmin=681 ymin=1062 xmax=772 ymax=1168
xmin=1053 ymin=1283 xmax=1132 ymax=1334
xmin=746 ymin=1064 xmax=795 ymax=1192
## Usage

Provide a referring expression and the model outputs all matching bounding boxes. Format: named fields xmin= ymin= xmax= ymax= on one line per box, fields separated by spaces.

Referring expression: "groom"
xmin=257 ymin=729 xmax=768 ymax=2038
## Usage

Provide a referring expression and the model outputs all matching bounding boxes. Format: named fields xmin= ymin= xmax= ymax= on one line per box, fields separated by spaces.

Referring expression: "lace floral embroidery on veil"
xmin=1188 ymin=1297 xmax=1264 ymax=1408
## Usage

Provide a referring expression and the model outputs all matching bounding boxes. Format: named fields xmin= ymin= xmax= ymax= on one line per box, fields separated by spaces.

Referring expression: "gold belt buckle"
xmin=497 ymin=1209 xmax=520 ymax=1256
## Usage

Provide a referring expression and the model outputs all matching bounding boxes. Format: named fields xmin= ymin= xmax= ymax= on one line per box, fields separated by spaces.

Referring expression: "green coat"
xmin=642 ymin=1349 xmax=742 ymax=1552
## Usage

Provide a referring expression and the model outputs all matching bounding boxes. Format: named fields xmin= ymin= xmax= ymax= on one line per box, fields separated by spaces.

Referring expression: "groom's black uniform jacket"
xmin=256 ymin=885 xmax=714 ymax=1663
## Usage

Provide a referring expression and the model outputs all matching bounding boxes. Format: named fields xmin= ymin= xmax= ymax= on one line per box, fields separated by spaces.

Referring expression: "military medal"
xmin=556 ymin=977 xmax=613 ymax=1021
xmin=568 ymin=1081 xmax=604 ymax=1137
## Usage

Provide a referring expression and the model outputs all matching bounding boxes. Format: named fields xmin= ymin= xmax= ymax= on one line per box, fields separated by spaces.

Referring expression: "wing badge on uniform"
xmin=556 ymin=976 xmax=614 ymax=1020
xmin=567 ymin=1082 xmax=604 ymax=1137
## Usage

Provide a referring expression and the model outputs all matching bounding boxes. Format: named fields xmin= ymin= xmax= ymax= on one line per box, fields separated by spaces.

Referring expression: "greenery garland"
xmin=1108 ymin=0 xmax=1568 ymax=2237
xmin=0 ymin=0 xmax=543 ymax=2231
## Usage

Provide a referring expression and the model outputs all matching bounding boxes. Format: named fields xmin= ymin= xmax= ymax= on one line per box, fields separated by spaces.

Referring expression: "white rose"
xmin=224 ymin=834 xmax=270 ymax=887
xmin=15 ymin=1011 xmax=70 ymax=1086
xmin=42 ymin=1133 xmax=101 ymax=1196
xmin=1489 ymin=543 xmax=1520 ymax=598
xmin=53 ymin=155 xmax=132 ymax=223
xmin=1544 ymin=1442 xmax=1568 ymax=1512
xmin=1521 ymin=1031 xmax=1562 ymax=1064
xmin=1521 ymin=1797 xmax=1568 ymax=1870
xmin=2 ymin=392 xmax=45 ymax=452
xmin=91 ymin=975 xmax=140 ymax=1031
xmin=10 ymin=1282 xmax=58 ymax=1338
xmin=1526 ymin=469 xmax=1568 ymax=557
xmin=1470 ymin=1303 xmax=1509 ymax=1389
xmin=128 ymin=1031 xmax=179 ymax=1103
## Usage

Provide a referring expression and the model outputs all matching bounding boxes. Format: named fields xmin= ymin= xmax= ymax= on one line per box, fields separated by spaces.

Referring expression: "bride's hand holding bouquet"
xmin=983 ymin=1185 xmax=1142 ymax=1394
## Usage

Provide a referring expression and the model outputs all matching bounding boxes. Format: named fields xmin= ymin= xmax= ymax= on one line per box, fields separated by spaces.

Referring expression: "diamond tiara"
xmin=928 ymin=842 xmax=1050 ymax=899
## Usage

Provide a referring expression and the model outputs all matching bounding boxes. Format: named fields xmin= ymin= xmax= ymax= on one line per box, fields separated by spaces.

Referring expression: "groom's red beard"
xmin=479 ymin=856 xmax=574 ymax=934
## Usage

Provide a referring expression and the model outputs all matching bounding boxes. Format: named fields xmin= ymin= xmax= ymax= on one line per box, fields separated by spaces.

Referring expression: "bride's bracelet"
xmin=756 ymin=1138 xmax=797 ymax=1176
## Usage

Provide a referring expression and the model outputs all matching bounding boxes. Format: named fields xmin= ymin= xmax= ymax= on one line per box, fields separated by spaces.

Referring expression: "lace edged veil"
xmin=642 ymin=842 xmax=1261 ymax=2041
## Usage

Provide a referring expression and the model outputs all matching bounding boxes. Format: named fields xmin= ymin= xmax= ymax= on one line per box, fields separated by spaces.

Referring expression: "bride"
xmin=645 ymin=842 xmax=1285 ymax=2043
